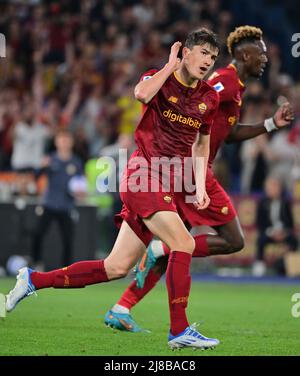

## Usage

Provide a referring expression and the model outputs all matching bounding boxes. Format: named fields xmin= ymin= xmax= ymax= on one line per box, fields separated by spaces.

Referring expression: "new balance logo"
xmin=64 ymin=275 xmax=70 ymax=287
xmin=168 ymin=96 xmax=178 ymax=103
xmin=171 ymin=296 xmax=188 ymax=304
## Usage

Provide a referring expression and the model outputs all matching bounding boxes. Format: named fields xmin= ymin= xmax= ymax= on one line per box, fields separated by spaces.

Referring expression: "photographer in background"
xmin=32 ymin=129 xmax=84 ymax=270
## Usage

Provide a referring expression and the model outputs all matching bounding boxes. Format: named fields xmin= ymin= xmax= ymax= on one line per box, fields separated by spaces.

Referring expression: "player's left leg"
xmin=4 ymin=221 xmax=146 ymax=312
xmin=105 ymin=255 xmax=168 ymax=332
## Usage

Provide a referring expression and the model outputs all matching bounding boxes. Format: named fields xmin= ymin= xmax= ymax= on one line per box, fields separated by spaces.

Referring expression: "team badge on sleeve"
xmin=213 ymin=82 xmax=224 ymax=93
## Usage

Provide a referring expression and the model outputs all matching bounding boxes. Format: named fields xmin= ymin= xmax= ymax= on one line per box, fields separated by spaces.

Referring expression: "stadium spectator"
xmin=253 ymin=176 xmax=298 ymax=276
xmin=11 ymin=105 xmax=50 ymax=172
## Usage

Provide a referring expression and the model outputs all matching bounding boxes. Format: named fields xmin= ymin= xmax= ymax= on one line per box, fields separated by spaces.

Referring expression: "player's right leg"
xmin=143 ymin=210 xmax=219 ymax=349
xmin=4 ymin=221 xmax=146 ymax=313
xmin=107 ymin=217 xmax=245 ymax=332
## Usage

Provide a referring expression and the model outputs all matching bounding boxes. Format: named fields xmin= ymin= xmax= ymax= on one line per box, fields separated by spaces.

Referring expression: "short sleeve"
xmin=208 ymin=73 xmax=239 ymax=103
xmin=199 ymin=90 xmax=220 ymax=135
xmin=138 ymin=69 xmax=159 ymax=111
xmin=139 ymin=69 xmax=159 ymax=82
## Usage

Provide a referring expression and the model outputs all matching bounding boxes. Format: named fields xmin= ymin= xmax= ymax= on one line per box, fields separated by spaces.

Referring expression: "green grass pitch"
xmin=0 ymin=278 xmax=299 ymax=356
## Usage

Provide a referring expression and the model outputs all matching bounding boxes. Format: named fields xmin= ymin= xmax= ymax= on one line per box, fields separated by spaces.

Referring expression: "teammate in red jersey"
xmin=3 ymin=29 xmax=222 ymax=349
xmin=104 ymin=26 xmax=294 ymax=333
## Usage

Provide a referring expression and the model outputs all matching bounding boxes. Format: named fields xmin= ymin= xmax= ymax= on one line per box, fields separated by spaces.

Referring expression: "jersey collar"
xmin=173 ymin=71 xmax=199 ymax=89
xmin=228 ymin=63 xmax=245 ymax=87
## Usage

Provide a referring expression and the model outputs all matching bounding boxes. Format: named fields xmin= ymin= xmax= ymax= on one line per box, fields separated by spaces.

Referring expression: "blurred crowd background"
xmin=0 ymin=0 xmax=299 ymax=276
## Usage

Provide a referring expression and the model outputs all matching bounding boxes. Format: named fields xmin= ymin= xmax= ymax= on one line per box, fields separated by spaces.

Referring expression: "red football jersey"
xmin=135 ymin=70 xmax=219 ymax=161
xmin=207 ymin=64 xmax=246 ymax=166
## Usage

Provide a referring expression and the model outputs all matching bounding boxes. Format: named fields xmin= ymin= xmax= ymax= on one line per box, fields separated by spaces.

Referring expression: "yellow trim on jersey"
xmin=229 ymin=63 xmax=245 ymax=87
xmin=173 ymin=71 xmax=197 ymax=88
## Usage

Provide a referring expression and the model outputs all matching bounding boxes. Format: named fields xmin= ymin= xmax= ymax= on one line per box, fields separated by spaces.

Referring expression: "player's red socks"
xmin=166 ymin=251 xmax=191 ymax=336
xmin=30 ymin=260 xmax=109 ymax=289
xmin=193 ymin=234 xmax=210 ymax=257
xmin=117 ymin=269 xmax=162 ymax=309
xmin=163 ymin=235 xmax=209 ymax=258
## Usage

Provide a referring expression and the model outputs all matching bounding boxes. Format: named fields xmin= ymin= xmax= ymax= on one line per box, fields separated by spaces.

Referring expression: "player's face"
xmin=183 ymin=43 xmax=219 ymax=80
xmin=247 ymin=40 xmax=268 ymax=78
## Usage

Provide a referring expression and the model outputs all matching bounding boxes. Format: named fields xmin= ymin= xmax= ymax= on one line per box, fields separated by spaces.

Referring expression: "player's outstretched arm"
xmin=192 ymin=133 xmax=210 ymax=210
xmin=134 ymin=41 xmax=182 ymax=104
xmin=225 ymin=102 xmax=294 ymax=143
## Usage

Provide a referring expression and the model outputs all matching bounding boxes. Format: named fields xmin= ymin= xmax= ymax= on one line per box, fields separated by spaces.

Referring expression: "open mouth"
xmin=199 ymin=67 xmax=208 ymax=74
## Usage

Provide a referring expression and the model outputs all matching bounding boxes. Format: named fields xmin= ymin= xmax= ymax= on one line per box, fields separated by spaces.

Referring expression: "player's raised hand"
xmin=167 ymin=41 xmax=182 ymax=72
xmin=194 ymin=191 xmax=210 ymax=210
xmin=274 ymin=102 xmax=295 ymax=128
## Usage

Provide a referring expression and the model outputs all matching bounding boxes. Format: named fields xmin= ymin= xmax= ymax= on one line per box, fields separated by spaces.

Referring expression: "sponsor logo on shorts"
xmin=228 ymin=116 xmax=237 ymax=126
xmin=171 ymin=296 xmax=189 ymax=304
xmin=198 ymin=102 xmax=207 ymax=114
xmin=221 ymin=206 xmax=229 ymax=215
xmin=163 ymin=109 xmax=202 ymax=129
xmin=168 ymin=96 xmax=178 ymax=103
xmin=64 ymin=275 xmax=70 ymax=287
xmin=164 ymin=195 xmax=172 ymax=203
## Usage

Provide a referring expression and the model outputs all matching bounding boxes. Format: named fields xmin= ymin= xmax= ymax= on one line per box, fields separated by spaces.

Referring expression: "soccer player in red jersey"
xmin=104 ymin=26 xmax=294 ymax=332
xmin=3 ymin=29 xmax=222 ymax=349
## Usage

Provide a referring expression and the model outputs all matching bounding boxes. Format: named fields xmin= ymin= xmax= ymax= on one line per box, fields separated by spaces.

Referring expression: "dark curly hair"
xmin=227 ymin=25 xmax=263 ymax=56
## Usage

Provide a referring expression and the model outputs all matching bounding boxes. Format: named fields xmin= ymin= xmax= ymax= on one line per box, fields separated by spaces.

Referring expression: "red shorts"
xmin=115 ymin=150 xmax=178 ymax=246
xmin=115 ymin=151 xmax=237 ymax=245
xmin=176 ymin=168 xmax=237 ymax=227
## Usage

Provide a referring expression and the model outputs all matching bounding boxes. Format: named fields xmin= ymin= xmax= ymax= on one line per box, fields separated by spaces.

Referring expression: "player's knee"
xmin=113 ymin=267 xmax=129 ymax=279
xmin=105 ymin=263 xmax=130 ymax=280
xmin=186 ymin=236 xmax=196 ymax=253
xmin=230 ymin=236 xmax=245 ymax=253
xmin=172 ymin=235 xmax=195 ymax=253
